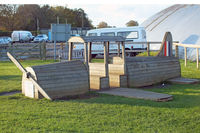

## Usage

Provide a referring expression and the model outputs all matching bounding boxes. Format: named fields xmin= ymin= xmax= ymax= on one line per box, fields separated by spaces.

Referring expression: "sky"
xmin=2 ymin=0 xmax=200 ymax=28
xmin=68 ymin=4 xmax=171 ymax=27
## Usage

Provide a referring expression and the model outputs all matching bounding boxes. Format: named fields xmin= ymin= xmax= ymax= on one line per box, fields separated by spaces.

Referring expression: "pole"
xmin=57 ymin=16 xmax=59 ymax=24
xmin=54 ymin=24 xmax=57 ymax=61
xmin=37 ymin=18 xmax=39 ymax=35
xmin=184 ymin=47 xmax=187 ymax=67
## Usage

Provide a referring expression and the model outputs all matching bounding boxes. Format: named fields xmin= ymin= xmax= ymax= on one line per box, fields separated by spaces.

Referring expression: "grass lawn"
xmin=0 ymin=59 xmax=200 ymax=132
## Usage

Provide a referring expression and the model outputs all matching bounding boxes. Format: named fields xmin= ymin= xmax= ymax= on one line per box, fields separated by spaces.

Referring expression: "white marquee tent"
xmin=141 ymin=4 xmax=200 ymax=60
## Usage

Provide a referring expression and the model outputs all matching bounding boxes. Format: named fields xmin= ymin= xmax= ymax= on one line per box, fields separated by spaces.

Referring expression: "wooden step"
xmin=167 ymin=77 xmax=200 ymax=84
xmin=90 ymin=75 xmax=109 ymax=90
xmin=109 ymin=74 xmax=127 ymax=88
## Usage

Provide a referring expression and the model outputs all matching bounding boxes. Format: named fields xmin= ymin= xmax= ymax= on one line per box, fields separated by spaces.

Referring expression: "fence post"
xmin=42 ymin=41 xmax=46 ymax=60
xmin=39 ymin=42 xmax=42 ymax=60
xmin=184 ymin=47 xmax=187 ymax=67
xmin=197 ymin=48 xmax=199 ymax=69
xmin=175 ymin=45 xmax=179 ymax=58
xmin=147 ymin=42 xmax=150 ymax=56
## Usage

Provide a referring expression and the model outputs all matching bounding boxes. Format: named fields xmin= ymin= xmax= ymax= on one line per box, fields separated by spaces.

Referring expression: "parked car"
xmin=0 ymin=37 xmax=11 ymax=49
xmin=11 ymin=31 xmax=33 ymax=43
xmin=33 ymin=34 xmax=48 ymax=43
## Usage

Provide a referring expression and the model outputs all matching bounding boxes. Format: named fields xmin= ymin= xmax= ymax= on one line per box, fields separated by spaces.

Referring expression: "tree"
xmin=0 ymin=4 xmax=17 ymax=31
xmin=97 ymin=21 xmax=108 ymax=28
xmin=0 ymin=4 xmax=94 ymax=32
xmin=126 ymin=20 xmax=139 ymax=27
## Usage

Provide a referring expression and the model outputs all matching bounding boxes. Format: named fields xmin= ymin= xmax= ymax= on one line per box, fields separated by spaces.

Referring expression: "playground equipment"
xmin=68 ymin=32 xmax=181 ymax=89
xmin=7 ymin=52 xmax=89 ymax=100
xmin=111 ymin=32 xmax=181 ymax=87
xmin=68 ymin=36 xmax=126 ymax=90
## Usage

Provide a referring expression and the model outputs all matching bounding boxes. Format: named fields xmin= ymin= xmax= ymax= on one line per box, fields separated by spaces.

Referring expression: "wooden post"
xmin=147 ymin=42 xmax=150 ymax=56
xmin=121 ymin=41 xmax=126 ymax=75
xmin=88 ymin=42 xmax=92 ymax=62
xmin=184 ymin=47 xmax=187 ymax=67
xmin=107 ymin=41 xmax=110 ymax=57
xmin=68 ymin=42 xmax=73 ymax=61
xmin=175 ymin=45 xmax=179 ymax=58
xmin=197 ymin=48 xmax=199 ymax=69
xmin=39 ymin=42 xmax=42 ymax=60
xmin=104 ymin=42 xmax=108 ymax=77
xmin=84 ymin=42 xmax=89 ymax=68
xmin=42 ymin=41 xmax=46 ymax=60
xmin=117 ymin=42 xmax=120 ymax=57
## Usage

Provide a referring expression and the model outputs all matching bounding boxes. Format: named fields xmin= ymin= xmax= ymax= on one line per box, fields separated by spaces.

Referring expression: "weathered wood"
xmin=104 ymin=42 xmax=109 ymax=77
xmin=184 ymin=47 xmax=187 ymax=67
xmin=88 ymin=42 xmax=92 ymax=62
xmin=90 ymin=75 xmax=109 ymax=90
xmin=197 ymin=48 xmax=199 ymax=69
xmin=167 ymin=77 xmax=200 ymax=84
xmin=109 ymin=74 xmax=127 ymax=88
xmin=84 ymin=42 xmax=88 ymax=68
xmin=99 ymin=88 xmax=173 ymax=102
xmin=68 ymin=42 xmax=73 ymax=61
xmin=175 ymin=45 xmax=179 ymax=58
xmin=7 ymin=52 xmax=52 ymax=100
xmin=157 ymin=32 xmax=173 ymax=57
xmin=21 ymin=60 xmax=89 ymax=99
xmin=147 ymin=42 xmax=150 ymax=56
xmin=117 ymin=42 xmax=120 ymax=57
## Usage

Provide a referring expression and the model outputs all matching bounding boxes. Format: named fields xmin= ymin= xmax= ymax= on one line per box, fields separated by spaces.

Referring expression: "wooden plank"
xmin=84 ymin=42 xmax=88 ymax=68
xmin=197 ymin=48 xmax=199 ymax=69
xmin=99 ymin=88 xmax=173 ymax=102
xmin=68 ymin=42 xmax=72 ymax=61
xmin=7 ymin=52 xmax=52 ymax=100
xmin=185 ymin=47 xmax=187 ymax=67
xmin=174 ymin=43 xmax=200 ymax=48
xmin=104 ymin=42 xmax=108 ymax=77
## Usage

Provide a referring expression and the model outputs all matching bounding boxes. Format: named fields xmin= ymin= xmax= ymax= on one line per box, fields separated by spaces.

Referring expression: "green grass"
xmin=136 ymin=51 xmax=158 ymax=56
xmin=0 ymin=59 xmax=200 ymax=132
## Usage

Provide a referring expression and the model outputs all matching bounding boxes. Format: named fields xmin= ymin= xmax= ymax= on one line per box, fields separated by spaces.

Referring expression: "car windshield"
xmin=37 ymin=35 xmax=43 ymax=38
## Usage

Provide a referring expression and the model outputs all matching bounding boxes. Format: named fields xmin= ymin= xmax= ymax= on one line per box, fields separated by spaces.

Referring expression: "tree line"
xmin=0 ymin=4 xmax=93 ymax=32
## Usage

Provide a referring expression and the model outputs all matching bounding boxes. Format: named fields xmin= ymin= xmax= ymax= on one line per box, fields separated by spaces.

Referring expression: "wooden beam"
xmin=122 ymin=41 xmax=126 ymax=63
xmin=147 ymin=42 xmax=150 ymax=56
xmin=184 ymin=47 xmax=187 ymax=67
xmin=121 ymin=41 xmax=126 ymax=75
xmin=117 ymin=42 xmax=120 ymax=57
xmin=107 ymin=41 xmax=110 ymax=57
xmin=104 ymin=42 xmax=108 ymax=77
xmin=175 ymin=45 xmax=179 ymax=58
xmin=68 ymin=42 xmax=73 ymax=61
xmin=7 ymin=52 xmax=52 ymax=100
xmin=197 ymin=48 xmax=199 ymax=69
xmin=88 ymin=42 xmax=92 ymax=62
xmin=84 ymin=42 xmax=89 ymax=68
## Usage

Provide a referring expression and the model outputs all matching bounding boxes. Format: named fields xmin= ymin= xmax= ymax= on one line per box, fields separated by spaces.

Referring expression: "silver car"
xmin=33 ymin=34 xmax=48 ymax=43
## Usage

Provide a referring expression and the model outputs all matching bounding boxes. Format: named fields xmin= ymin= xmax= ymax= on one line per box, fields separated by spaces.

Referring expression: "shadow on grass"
xmin=68 ymin=92 xmax=200 ymax=109
xmin=58 ymin=84 xmax=200 ymax=109
xmin=0 ymin=75 xmax=20 ymax=80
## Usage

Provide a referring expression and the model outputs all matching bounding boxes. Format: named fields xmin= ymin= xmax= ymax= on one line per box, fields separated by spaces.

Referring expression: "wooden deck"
xmin=99 ymin=88 xmax=173 ymax=102
xmin=167 ymin=77 xmax=200 ymax=84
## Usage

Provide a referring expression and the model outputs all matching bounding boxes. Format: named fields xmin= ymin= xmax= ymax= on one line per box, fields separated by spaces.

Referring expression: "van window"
xmin=101 ymin=32 xmax=115 ymax=36
xmin=88 ymin=33 xmax=97 ymax=36
xmin=117 ymin=31 xmax=138 ymax=39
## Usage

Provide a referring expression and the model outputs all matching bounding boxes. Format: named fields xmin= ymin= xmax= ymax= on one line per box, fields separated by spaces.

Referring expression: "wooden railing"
xmin=173 ymin=43 xmax=200 ymax=69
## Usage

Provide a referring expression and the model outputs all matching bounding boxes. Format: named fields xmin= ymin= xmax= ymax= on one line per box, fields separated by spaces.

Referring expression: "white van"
xmin=74 ymin=26 xmax=147 ymax=57
xmin=11 ymin=31 xmax=33 ymax=43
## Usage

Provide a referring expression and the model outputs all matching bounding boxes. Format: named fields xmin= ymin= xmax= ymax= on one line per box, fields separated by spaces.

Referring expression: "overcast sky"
xmin=2 ymin=0 xmax=200 ymax=27
xmin=68 ymin=4 xmax=171 ymax=27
